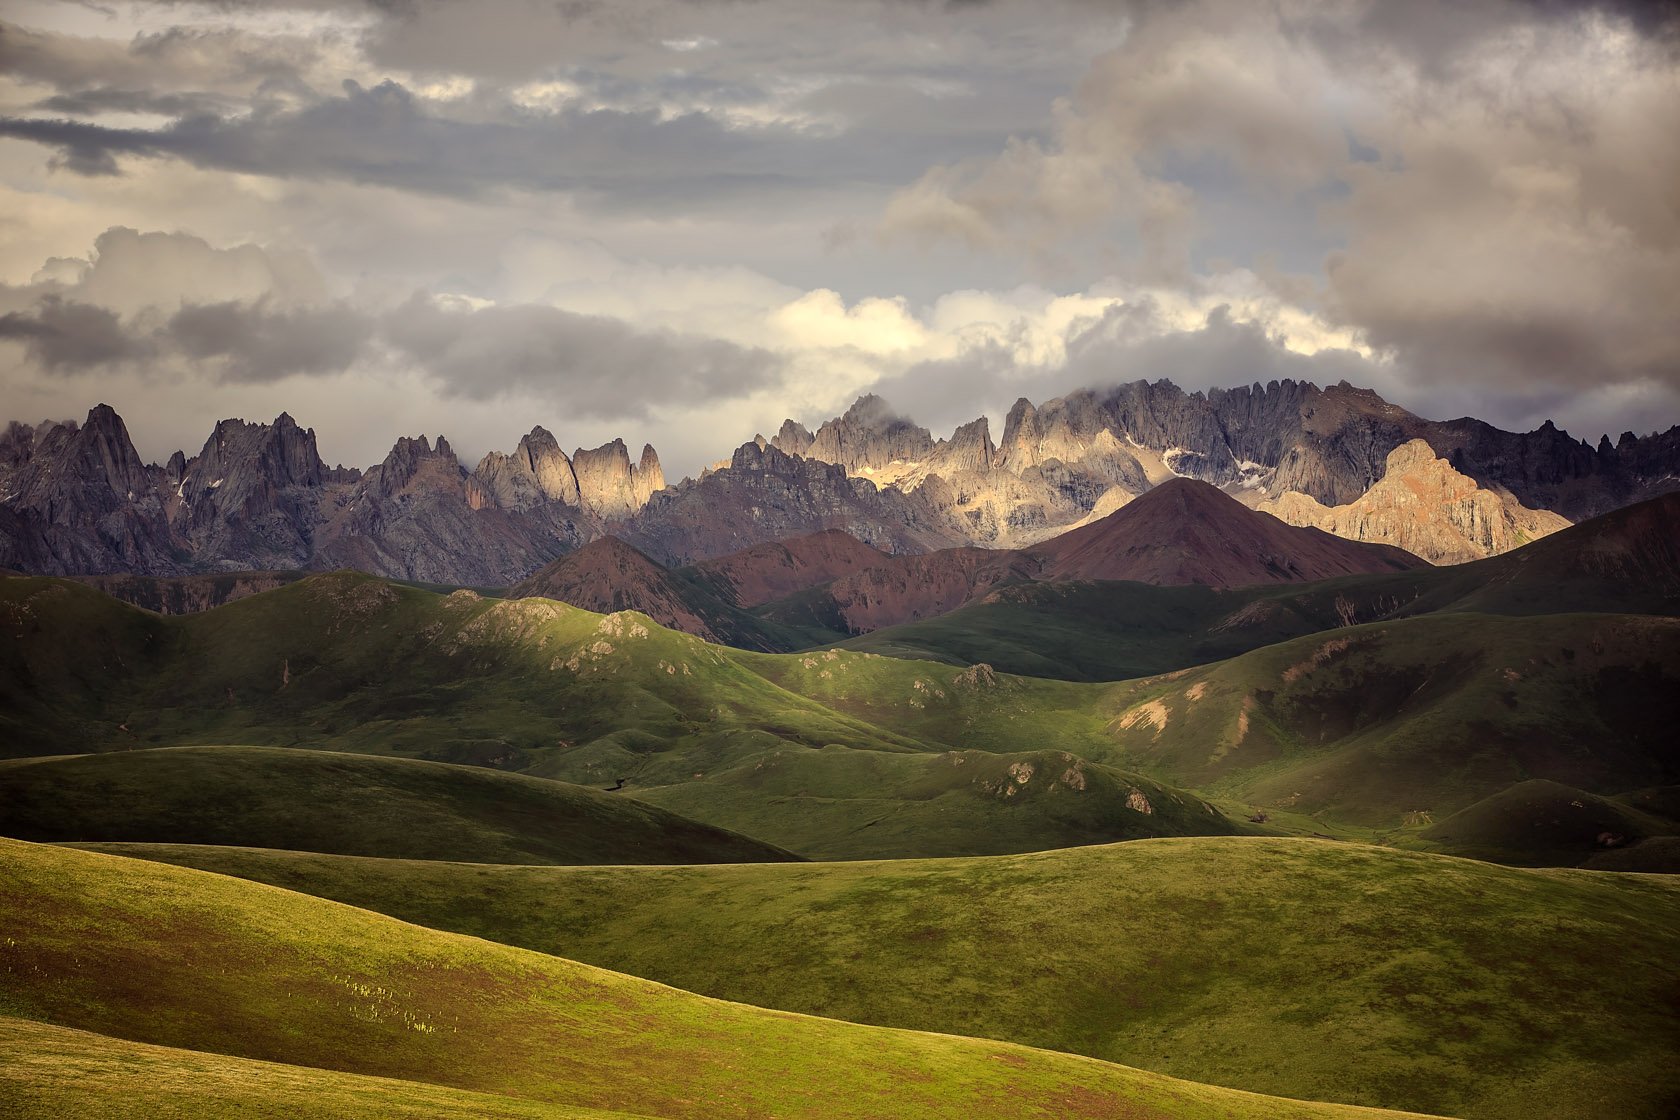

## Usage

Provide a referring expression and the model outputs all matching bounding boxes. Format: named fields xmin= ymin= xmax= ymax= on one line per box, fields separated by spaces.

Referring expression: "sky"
xmin=1 ymin=0 xmax=1677 ymax=478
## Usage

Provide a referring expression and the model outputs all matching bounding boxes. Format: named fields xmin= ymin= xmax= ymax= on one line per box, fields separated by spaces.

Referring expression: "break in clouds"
xmin=0 ymin=0 xmax=1677 ymax=473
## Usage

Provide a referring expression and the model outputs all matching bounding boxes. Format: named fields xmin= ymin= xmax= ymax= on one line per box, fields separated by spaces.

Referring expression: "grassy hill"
xmin=90 ymin=836 xmax=1680 ymax=1120
xmin=0 ymin=746 xmax=795 ymax=865
xmin=1 ymin=1017 xmax=651 ymax=1120
xmin=630 ymin=745 xmax=1240 ymax=859
xmin=0 ymin=573 xmax=1246 ymax=859
xmin=1410 ymin=778 xmax=1680 ymax=866
xmin=0 ymin=838 xmax=1435 ymax=1120
xmin=1094 ymin=612 xmax=1680 ymax=827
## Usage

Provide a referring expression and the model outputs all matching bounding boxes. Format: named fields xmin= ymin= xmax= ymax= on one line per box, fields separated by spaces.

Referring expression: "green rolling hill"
xmin=5 ymin=570 xmax=1679 ymax=862
xmin=88 ymin=835 xmax=1680 ymax=1120
xmin=0 ymin=746 xmax=795 ymax=865
xmin=1093 ymin=612 xmax=1680 ymax=829
xmin=0 ymin=838 xmax=1437 ymax=1120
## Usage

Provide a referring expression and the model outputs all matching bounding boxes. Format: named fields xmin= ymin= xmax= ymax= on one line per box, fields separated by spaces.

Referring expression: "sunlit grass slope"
xmin=0 ymin=746 xmax=795 ymax=865
xmin=0 ymin=839 xmax=1435 ymax=1120
xmin=0 ymin=1017 xmax=654 ymax=1120
xmin=93 ymin=836 xmax=1680 ymax=1120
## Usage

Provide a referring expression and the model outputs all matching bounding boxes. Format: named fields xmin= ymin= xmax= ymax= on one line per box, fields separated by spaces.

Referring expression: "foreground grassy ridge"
xmin=0 ymin=747 xmax=796 ymax=865
xmin=0 ymin=1017 xmax=653 ymax=1120
xmin=103 ymin=837 xmax=1680 ymax=1120
xmin=0 ymin=840 xmax=1432 ymax=1120
xmin=1094 ymin=612 xmax=1680 ymax=827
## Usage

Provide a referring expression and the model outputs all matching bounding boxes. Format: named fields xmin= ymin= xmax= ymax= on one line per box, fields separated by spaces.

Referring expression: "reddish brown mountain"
xmin=685 ymin=529 xmax=892 ymax=608
xmin=1028 ymin=477 xmax=1424 ymax=586
xmin=771 ymin=478 xmax=1426 ymax=638
xmin=509 ymin=536 xmax=729 ymax=642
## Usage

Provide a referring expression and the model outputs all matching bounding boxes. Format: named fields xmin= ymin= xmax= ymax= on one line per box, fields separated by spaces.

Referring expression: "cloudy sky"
xmin=1 ymin=0 xmax=1676 ymax=476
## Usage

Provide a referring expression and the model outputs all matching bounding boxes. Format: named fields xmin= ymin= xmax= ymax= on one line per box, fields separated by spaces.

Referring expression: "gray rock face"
xmin=803 ymin=394 xmax=937 ymax=473
xmin=0 ymin=405 xmax=178 ymax=574
xmin=3 ymin=382 xmax=1678 ymax=582
xmin=778 ymin=380 xmax=1680 ymax=548
xmin=473 ymin=427 xmax=582 ymax=510
xmin=170 ymin=412 xmax=346 ymax=571
xmin=620 ymin=440 xmax=964 ymax=565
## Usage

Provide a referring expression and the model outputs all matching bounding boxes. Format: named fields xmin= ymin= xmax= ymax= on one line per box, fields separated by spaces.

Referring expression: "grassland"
xmin=0 ymin=573 xmax=1243 ymax=858
xmin=1093 ymin=612 xmax=1680 ymax=828
xmin=0 ymin=1017 xmax=654 ymax=1120
xmin=0 ymin=838 xmax=1438 ymax=1120
xmin=89 ymin=835 xmax=1680 ymax=1120
xmin=0 ymin=746 xmax=795 ymax=864
xmin=5 ymin=572 xmax=1677 ymax=860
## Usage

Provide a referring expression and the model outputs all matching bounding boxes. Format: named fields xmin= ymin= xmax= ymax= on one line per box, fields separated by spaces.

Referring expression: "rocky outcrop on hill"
xmin=1260 ymin=440 xmax=1571 ymax=564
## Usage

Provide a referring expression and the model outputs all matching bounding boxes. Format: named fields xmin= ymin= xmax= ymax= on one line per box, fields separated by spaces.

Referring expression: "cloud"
xmin=0 ymin=225 xmax=364 ymax=381
xmin=164 ymin=298 xmax=371 ymax=382
xmin=0 ymin=296 xmax=141 ymax=369
xmin=380 ymin=293 xmax=784 ymax=418
xmin=874 ymin=0 xmax=1680 ymax=404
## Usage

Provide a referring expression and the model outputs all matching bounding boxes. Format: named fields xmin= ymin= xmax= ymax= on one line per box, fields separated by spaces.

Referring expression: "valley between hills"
xmin=3 ymin=386 xmax=1679 ymax=1120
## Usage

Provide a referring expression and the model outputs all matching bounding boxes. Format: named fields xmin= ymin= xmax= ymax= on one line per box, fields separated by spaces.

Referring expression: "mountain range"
xmin=5 ymin=378 xmax=1678 ymax=585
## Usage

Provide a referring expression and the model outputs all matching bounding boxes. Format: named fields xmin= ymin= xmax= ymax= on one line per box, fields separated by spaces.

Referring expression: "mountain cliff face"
xmin=1260 ymin=440 xmax=1572 ymax=564
xmin=773 ymin=379 xmax=1680 ymax=553
xmin=3 ymin=381 xmax=1676 ymax=583
xmin=619 ymin=439 xmax=965 ymax=566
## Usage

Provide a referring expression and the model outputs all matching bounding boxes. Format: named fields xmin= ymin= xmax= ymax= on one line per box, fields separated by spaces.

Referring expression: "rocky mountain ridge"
xmin=1260 ymin=440 xmax=1573 ymax=564
xmin=3 ymin=379 xmax=1677 ymax=583
xmin=770 ymin=380 xmax=1680 ymax=550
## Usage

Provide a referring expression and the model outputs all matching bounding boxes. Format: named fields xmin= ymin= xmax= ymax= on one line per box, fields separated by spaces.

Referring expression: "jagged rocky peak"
xmin=571 ymin=437 xmax=664 ymax=520
xmin=181 ymin=412 xmax=328 ymax=504
xmin=634 ymin=443 xmax=665 ymax=508
xmin=934 ymin=417 xmax=996 ymax=475
xmin=772 ymin=419 xmax=815 ymax=457
xmin=806 ymin=393 xmax=937 ymax=473
xmin=997 ymin=398 xmax=1042 ymax=469
xmin=474 ymin=425 xmax=581 ymax=510
xmin=374 ymin=433 xmax=463 ymax=498
xmin=1260 ymin=438 xmax=1571 ymax=564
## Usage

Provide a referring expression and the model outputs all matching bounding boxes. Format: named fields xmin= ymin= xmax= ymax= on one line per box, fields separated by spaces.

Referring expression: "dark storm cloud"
xmin=0 ymin=297 xmax=142 ymax=369
xmin=164 ymin=299 xmax=372 ymax=382
xmin=35 ymin=88 xmax=239 ymax=119
xmin=0 ymin=79 xmax=922 ymax=207
xmin=0 ymin=292 xmax=371 ymax=381
xmin=381 ymin=295 xmax=782 ymax=418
